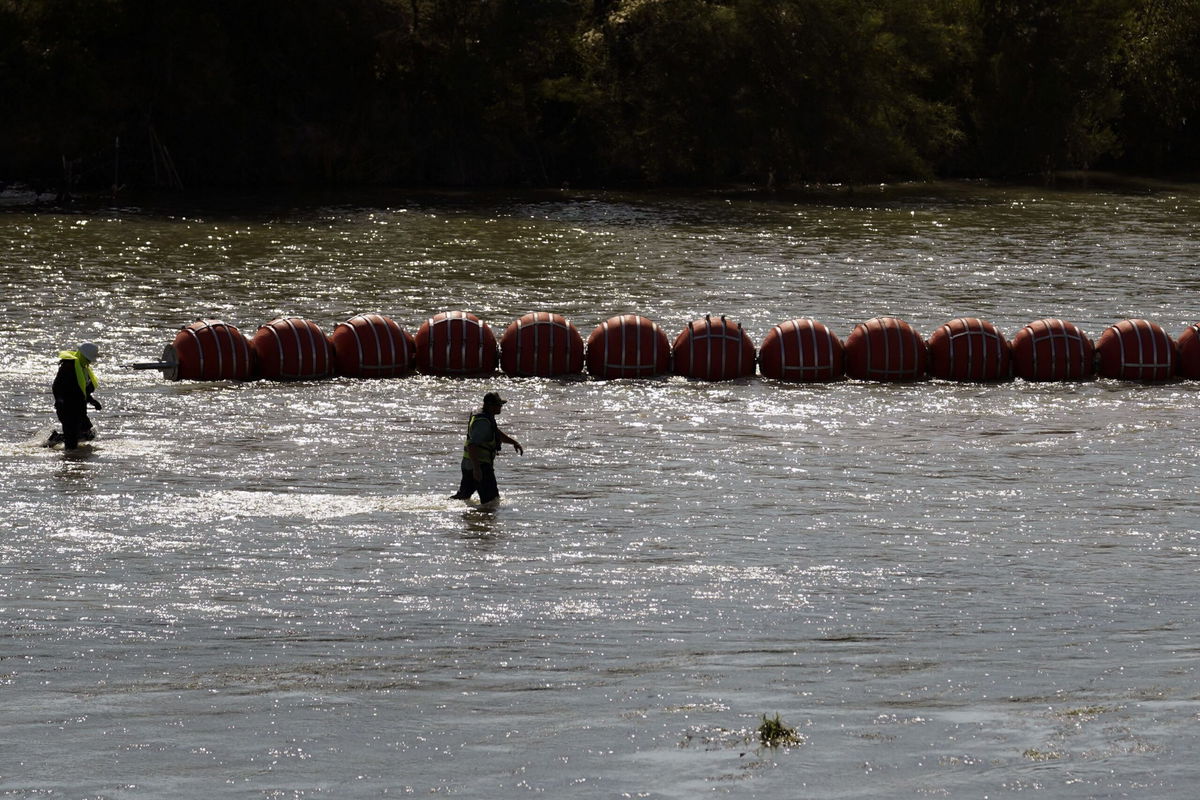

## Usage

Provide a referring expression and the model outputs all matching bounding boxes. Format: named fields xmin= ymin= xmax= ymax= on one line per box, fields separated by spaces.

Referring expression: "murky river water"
xmin=2 ymin=184 xmax=1199 ymax=798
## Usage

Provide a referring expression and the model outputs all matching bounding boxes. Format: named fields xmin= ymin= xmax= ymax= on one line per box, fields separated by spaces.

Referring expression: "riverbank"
xmin=4 ymin=171 xmax=1200 ymax=219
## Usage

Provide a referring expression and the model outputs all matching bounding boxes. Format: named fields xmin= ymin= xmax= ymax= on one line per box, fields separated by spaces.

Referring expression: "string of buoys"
xmin=133 ymin=313 xmax=1200 ymax=384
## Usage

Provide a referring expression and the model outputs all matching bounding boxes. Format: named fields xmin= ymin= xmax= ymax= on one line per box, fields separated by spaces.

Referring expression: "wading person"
xmin=450 ymin=392 xmax=523 ymax=505
xmin=49 ymin=341 xmax=102 ymax=449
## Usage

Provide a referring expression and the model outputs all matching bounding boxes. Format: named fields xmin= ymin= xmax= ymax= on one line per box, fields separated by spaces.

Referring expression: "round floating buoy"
xmin=671 ymin=315 xmax=755 ymax=381
xmin=1178 ymin=323 xmax=1200 ymax=380
xmin=1011 ymin=318 xmax=1094 ymax=381
xmin=844 ymin=317 xmax=927 ymax=381
xmin=758 ymin=318 xmax=844 ymax=382
xmin=331 ymin=313 xmax=415 ymax=378
xmin=167 ymin=319 xmax=255 ymax=382
xmin=586 ymin=314 xmax=670 ymax=379
xmin=415 ymin=311 xmax=497 ymax=376
xmin=251 ymin=317 xmax=335 ymax=381
xmin=500 ymin=312 xmax=584 ymax=377
xmin=927 ymin=317 xmax=1011 ymax=382
xmin=1096 ymin=318 xmax=1176 ymax=382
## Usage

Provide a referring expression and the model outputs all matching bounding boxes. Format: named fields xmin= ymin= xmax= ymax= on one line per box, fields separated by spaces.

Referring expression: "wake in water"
xmin=380 ymin=493 xmax=501 ymax=514
xmin=16 ymin=424 xmax=97 ymax=452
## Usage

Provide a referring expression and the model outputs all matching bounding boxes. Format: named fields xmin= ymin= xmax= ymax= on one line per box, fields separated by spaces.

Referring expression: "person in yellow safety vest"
xmin=49 ymin=341 xmax=102 ymax=449
xmin=449 ymin=391 xmax=523 ymax=504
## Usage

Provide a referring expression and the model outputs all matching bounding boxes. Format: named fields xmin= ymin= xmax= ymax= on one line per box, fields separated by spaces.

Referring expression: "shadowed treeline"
xmin=2 ymin=0 xmax=1198 ymax=191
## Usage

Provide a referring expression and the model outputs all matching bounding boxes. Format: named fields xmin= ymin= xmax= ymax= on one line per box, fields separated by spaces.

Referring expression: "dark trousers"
xmin=54 ymin=400 xmax=93 ymax=449
xmin=456 ymin=462 xmax=499 ymax=503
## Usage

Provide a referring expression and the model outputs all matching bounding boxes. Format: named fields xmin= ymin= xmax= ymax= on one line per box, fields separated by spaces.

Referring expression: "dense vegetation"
xmin=2 ymin=0 xmax=1199 ymax=192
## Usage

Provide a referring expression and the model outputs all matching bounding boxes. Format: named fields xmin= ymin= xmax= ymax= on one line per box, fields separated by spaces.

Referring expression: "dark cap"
xmin=483 ymin=392 xmax=507 ymax=406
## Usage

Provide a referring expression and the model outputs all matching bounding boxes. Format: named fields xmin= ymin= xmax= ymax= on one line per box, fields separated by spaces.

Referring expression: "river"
xmin=2 ymin=183 xmax=1199 ymax=798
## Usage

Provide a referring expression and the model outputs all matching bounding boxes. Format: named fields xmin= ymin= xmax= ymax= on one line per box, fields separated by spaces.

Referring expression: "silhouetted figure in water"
xmin=449 ymin=392 xmax=523 ymax=505
xmin=49 ymin=342 xmax=102 ymax=449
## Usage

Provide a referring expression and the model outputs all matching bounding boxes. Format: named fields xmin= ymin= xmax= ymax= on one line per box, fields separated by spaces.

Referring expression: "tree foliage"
xmin=970 ymin=0 xmax=1134 ymax=175
xmin=0 ymin=0 xmax=1196 ymax=190
xmin=1118 ymin=0 xmax=1200 ymax=172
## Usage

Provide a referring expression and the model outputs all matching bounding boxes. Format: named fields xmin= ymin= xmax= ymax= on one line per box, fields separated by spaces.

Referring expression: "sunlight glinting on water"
xmin=3 ymin=186 xmax=1200 ymax=797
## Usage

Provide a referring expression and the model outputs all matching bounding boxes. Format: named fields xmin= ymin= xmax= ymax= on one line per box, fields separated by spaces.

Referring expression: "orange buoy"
xmin=414 ymin=310 xmax=497 ymax=376
xmin=1096 ymin=318 xmax=1176 ymax=382
xmin=1011 ymin=318 xmax=1094 ymax=381
xmin=1178 ymin=323 xmax=1200 ymax=379
xmin=168 ymin=319 xmax=255 ymax=381
xmin=251 ymin=317 xmax=335 ymax=381
xmin=759 ymin=318 xmax=844 ymax=381
xmin=844 ymin=317 xmax=927 ymax=381
xmin=500 ymin=312 xmax=585 ymax=377
xmin=671 ymin=315 xmax=755 ymax=381
xmin=927 ymin=317 xmax=1011 ymax=381
xmin=331 ymin=313 xmax=415 ymax=378
xmin=586 ymin=314 xmax=670 ymax=379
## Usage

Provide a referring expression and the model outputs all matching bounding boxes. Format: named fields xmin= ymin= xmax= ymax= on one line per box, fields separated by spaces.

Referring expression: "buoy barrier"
xmin=331 ymin=313 xmax=415 ymax=379
xmin=586 ymin=314 xmax=671 ymax=379
xmin=845 ymin=317 xmax=927 ymax=382
xmin=415 ymin=311 xmax=498 ymax=376
xmin=928 ymin=317 xmax=1011 ymax=382
xmin=1179 ymin=322 xmax=1200 ymax=380
xmin=1011 ymin=318 xmax=1094 ymax=381
xmin=500 ymin=312 xmax=584 ymax=377
xmin=135 ymin=312 xmax=1200 ymax=384
xmin=251 ymin=317 xmax=335 ymax=381
xmin=758 ymin=318 xmax=844 ymax=382
xmin=671 ymin=315 xmax=755 ymax=381
xmin=1096 ymin=319 xmax=1175 ymax=382
xmin=160 ymin=319 xmax=254 ymax=382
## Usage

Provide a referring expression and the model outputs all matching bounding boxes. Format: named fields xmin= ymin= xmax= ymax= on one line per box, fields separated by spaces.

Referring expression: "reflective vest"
xmin=462 ymin=413 xmax=499 ymax=464
xmin=58 ymin=350 xmax=98 ymax=397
